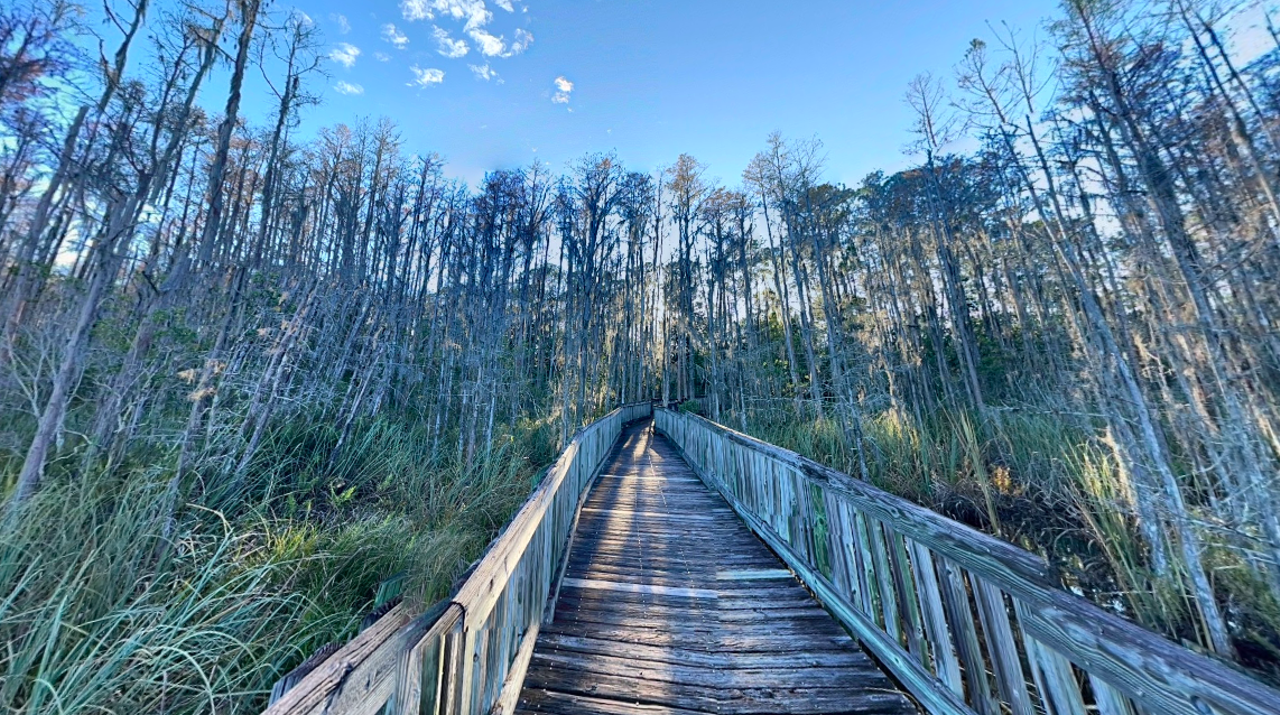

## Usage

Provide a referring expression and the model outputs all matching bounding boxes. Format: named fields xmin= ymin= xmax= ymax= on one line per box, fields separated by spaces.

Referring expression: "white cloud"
xmin=469 ymin=63 xmax=498 ymax=81
xmin=401 ymin=0 xmax=432 ymax=21
xmin=402 ymin=0 xmax=492 ymax=29
xmin=552 ymin=75 xmax=573 ymax=103
xmin=375 ymin=51 xmax=391 ymax=62
xmin=433 ymin=26 xmax=469 ymax=58
xmin=468 ymin=27 xmax=505 ymax=56
xmin=448 ymin=0 xmax=492 ymax=30
xmin=329 ymin=43 xmax=361 ymax=68
xmin=382 ymin=23 xmax=410 ymax=48
xmin=409 ymin=66 xmax=446 ymax=87
xmin=405 ymin=2 xmax=528 ymax=60
xmin=335 ymin=81 xmax=364 ymax=95
xmin=331 ymin=13 xmax=350 ymax=33
xmin=506 ymin=28 xmax=532 ymax=55
xmin=294 ymin=10 xmax=314 ymax=26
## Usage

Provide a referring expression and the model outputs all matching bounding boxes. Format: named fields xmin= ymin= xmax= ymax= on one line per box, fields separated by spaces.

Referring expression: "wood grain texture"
xmin=263 ymin=603 xmax=458 ymax=715
xmin=518 ymin=421 xmax=918 ymax=715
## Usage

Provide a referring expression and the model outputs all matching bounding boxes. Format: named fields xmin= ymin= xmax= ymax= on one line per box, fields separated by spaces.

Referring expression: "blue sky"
xmin=271 ymin=0 xmax=1063 ymax=187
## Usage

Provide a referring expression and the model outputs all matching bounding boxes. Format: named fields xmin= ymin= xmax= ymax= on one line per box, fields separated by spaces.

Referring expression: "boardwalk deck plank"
xmin=518 ymin=420 xmax=919 ymax=715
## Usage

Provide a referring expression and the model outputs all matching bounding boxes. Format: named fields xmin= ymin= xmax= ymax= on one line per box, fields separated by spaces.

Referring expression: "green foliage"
xmin=678 ymin=398 xmax=704 ymax=416
xmin=0 ymin=472 xmax=327 ymax=714
xmin=0 ymin=408 xmax=555 ymax=713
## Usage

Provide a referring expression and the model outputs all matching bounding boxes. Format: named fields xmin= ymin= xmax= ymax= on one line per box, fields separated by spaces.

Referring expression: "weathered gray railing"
xmin=263 ymin=401 xmax=652 ymax=715
xmin=654 ymin=408 xmax=1280 ymax=715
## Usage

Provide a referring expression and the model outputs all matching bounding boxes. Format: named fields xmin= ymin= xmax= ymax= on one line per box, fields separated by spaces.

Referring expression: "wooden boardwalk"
xmin=517 ymin=420 xmax=918 ymax=715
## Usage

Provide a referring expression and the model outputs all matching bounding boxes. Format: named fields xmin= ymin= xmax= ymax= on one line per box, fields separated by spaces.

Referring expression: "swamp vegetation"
xmin=3 ymin=0 xmax=1280 ymax=710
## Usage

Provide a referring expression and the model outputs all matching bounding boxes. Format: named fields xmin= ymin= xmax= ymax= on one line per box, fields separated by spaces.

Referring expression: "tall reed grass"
xmin=0 ymin=412 xmax=559 ymax=713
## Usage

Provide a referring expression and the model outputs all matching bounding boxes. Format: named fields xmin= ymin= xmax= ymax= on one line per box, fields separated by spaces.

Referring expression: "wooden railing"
xmin=264 ymin=402 xmax=653 ymax=715
xmin=654 ymin=408 xmax=1280 ymax=715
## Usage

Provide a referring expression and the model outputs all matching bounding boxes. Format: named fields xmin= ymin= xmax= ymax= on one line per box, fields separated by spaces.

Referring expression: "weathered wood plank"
xmin=886 ymin=528 xmax=926 ymax=658
xmin=906 ymin=541 xmax=963 ymax=695
xmin=524 ymin=665 xmax=917 ymax=715
xmin=937 ymin=556 xmax=997 ymax=715
xmin=529 ymin=650 xmax=891 ymax=690
xmin=714 ymin=568 xmax=794 ymax=580
xmin=264 ymin=603 xmax=460 ymax=715
xmin=546 ymin=611 xmax=859 ymax=639
xmin=969 ymin=575 xmax=1034 ymax=715
xmin=555 ymin=600 xmax=830 ymax=623
xmin=518 ymin=688 xmax=713 ymax=715
xmin=535 ymin=632 xmax=875 ymax=669
xmin=552 ymin=589 xmax=822 ymax=612
xmin=559 ymin=577 xmax=719 ymax=599
xmin=538 ymin=622 xmax=858 ymax=652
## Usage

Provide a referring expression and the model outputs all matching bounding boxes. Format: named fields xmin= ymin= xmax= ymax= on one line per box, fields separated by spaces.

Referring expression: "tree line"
xmin=1 ymin=0 xmax=664 ymax=514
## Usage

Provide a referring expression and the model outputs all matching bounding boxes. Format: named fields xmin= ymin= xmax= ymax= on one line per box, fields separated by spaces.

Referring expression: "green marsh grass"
xmin=0 ymin=411 xmax=559 ymax=713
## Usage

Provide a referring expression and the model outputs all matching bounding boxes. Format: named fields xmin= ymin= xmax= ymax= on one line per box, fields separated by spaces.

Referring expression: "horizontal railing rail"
xmin=263 ymin=401 xmax=653 ymax=715
xmin=654 ymin=407 xmax=1280 ymax=715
